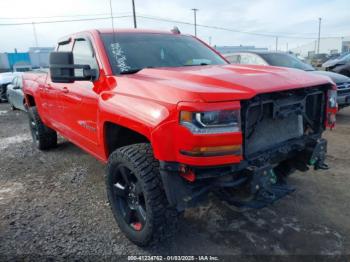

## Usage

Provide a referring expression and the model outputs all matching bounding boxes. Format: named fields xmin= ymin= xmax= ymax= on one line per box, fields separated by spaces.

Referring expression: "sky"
xmin=0 ymin=0 xmax=349 ymax=52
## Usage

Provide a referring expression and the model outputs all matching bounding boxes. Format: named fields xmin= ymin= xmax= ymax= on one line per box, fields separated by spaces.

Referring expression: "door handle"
xmin=62 ymin=87 xmax=69 ymax=93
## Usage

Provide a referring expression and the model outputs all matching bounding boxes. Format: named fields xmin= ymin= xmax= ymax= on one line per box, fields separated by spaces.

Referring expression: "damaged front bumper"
xmin=160 ymin=137 xmax=328 ymax=211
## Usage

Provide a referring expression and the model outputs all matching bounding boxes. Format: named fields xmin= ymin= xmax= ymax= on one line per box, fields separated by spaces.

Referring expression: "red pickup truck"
xmin=23 ymin=29 xmax=337 ymax=246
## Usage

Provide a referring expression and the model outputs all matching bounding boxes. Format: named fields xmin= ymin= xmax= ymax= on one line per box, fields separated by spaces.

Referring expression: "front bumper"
xmin=160 ymin=137 xmax=328 ymax=211
xmin=337 ymin=83 xmax=350 ymax=108
xmin=337 ymin=94 xmax=350 ymax=107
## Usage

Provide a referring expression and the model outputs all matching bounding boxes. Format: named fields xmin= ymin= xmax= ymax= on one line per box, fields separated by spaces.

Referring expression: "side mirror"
xmin=49 ymin=52 xmax=96 ymax=83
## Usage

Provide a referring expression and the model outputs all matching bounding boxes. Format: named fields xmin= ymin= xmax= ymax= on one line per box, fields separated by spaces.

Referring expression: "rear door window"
xmin=226 ymin=54 xmax=241 ymax=64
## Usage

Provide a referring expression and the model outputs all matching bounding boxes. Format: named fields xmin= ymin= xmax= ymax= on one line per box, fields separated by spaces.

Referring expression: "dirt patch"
xmin=0 ymin=103 xmax=349 ymax=258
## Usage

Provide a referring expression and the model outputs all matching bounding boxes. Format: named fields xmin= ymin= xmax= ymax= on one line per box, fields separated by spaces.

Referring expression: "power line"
xmin=0 ymin=15 xmax=132 ymax=26
xmin=137 ymin=14 xmax=347 ymax=40
xmin=0 ymin=12 xmax=347 ymax=40
xmin=0 ymin=12 xmax=131 ymax=20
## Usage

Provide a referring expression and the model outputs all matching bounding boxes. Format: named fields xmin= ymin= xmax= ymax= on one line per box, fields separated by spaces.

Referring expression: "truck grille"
xmin=337 ymin=82 xmax=350 ymax=95
xmin=242 ymin=85 xmax=329 ymax=160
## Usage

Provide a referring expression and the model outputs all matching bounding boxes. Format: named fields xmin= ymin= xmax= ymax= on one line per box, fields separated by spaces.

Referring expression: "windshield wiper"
xmin=119 ymin=68 xmax=143 ymax=75
xmin=119 ymin=66 xmax=155 ymax=75
xmin=183 ymin=63 xmax=210 ymax=66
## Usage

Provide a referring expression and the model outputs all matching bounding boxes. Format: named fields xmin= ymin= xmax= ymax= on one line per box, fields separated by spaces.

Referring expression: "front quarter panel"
xmin=98 ymin=91 xmax=176 ymax=159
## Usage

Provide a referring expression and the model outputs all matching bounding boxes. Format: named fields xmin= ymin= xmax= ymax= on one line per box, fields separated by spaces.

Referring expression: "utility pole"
xmin=286 ymin=42 xmax=289 ymax=52
xmin=132 ymin=0 xmax=137 ymax=28
xmin=317 ymin=17 xmax=322 ymax=54
xmin=275 ymin=36 xmax=278 ymax=51
xmin=209 ymin=36 xmax=212 ymax=46
xmin=191 ymin=8 xmax=198 ymax=37
xmin=32 ymin=22 xmax=38 ymax=47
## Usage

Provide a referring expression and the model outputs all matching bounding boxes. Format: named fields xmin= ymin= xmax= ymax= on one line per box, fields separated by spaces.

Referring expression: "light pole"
xmin=317 ymin=17 xmax=322 ymax=54
xmin=132 ymin=0 xmax=137 ymax=28
xmin=275 ymin=36 xmax=278 ymax=51
xmin=191 ymin=8 xmax=198 ymax=37
xmin=32 ymin=22 xmax=38 ymax=47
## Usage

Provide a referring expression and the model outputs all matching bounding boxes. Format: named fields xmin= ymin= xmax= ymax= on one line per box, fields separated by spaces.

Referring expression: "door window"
xmin=72 ymin=38 xmax=98 ymax=78
xmin=11 ymin=76 xmax=18 ymax=86
xmin=18 ymin=77 xmax=23 ymax=89
xmin=240 ymin=54 xmax=267 ymax=65
xmin=57 ymin=42 xmax=72 ymax=52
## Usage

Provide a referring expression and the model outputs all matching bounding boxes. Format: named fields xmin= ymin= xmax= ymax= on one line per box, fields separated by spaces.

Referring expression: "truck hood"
xmin=115 ymin=64 xmax=332 ymax=103
xmin=0 ymin=72 xmax=21 ymax=85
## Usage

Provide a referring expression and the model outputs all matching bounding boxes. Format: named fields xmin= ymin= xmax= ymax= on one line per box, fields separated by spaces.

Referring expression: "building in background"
xmin=291 ymin=36 xmax=350 ymax=58
xmin=214 ymin=45 xmax=268 ymax=54
xmin=28 ymin=47 xmax=55 ymax=68
xmin=0 ymin=54 xmax=10 ymax=73
xmin=7 ymin=52 xmax=31 ymax=71
xmin=0 ymin=47 xmax=54 ymax=72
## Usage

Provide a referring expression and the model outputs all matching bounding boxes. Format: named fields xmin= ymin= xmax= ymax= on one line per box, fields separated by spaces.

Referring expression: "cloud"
xmin=0 ymin=0 xmax=348 ymax=52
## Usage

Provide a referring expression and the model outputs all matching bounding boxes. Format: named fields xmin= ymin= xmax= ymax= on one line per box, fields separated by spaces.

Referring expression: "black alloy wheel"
xmin=106 ymin=143 xmax=180 ymax=246
xmin=112 ymin=164 xmax=147 ymax=231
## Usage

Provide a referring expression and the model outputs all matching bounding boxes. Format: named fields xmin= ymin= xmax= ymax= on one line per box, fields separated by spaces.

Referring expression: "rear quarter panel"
xmin=23 ymin=72 xmax=50 ymax=122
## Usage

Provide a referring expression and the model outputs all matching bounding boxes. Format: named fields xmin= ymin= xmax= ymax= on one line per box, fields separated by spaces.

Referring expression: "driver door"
xmin=58 ymin=37 xmax=100 ymax=147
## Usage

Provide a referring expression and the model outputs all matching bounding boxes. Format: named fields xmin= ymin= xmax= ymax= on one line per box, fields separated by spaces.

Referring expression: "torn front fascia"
xmin=216 ymin=165 xmax=296 ymax=209
xmin=159 ymin=161 xmax=249 ymax=211
xmin=308 ymin=138 xmax=329 ymax=170
xmin=159 ymin=137 xmax=328 ymax=211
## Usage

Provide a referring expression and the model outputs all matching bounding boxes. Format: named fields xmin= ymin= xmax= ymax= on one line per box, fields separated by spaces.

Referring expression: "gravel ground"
xmin=0 ymin=103 xmax=350 ymax=260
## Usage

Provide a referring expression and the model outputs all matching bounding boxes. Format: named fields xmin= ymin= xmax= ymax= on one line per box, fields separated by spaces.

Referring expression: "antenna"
xmin=109 ymin=0 xmax=115 ymax=33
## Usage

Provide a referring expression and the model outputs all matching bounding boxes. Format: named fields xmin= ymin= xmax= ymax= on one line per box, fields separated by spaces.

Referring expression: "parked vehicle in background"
xmin=23 ymin=29 xmax=336 ymax=247
xmin=224 ymin=51 xmax=350 ymax=109
xmin=0 ymin=72 xmax=21 ymax=102
xmin=310 ymin=53 xmax=329 ymax=68
xmin=13 ymin=64 xmax=32 ymax=72
xmin=323 ymin=53 xmax=350 ymax=78
xmin=6 ymin=74 xmax=26 ymax=111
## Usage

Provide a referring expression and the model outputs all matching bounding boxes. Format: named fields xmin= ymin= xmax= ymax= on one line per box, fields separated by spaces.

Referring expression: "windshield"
xmin=260 ymin=53 xmax=314 ymax=71
xmin=340 ymin=53 xmax=350 ymax=62
xmin=101 ymin=33 xmax=227 ymax=74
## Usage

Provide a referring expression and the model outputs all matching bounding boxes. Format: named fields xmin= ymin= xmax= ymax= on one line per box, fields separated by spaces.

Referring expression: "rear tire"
xmin=27 ymin=106 xmax=57 ymax=150
xmin=106 ymin=143 xmax=180 ymax=246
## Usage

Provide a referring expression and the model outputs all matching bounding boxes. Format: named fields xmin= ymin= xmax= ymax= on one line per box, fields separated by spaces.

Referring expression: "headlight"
xmin=180 ymin=110 xmax=241 ymax=134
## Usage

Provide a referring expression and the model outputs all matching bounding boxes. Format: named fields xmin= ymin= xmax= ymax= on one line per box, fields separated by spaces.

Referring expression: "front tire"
xmin=27 ymin=106 xmax=57 ymax=150
xmin=106 ymin=143 xmax=179 ymax=246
